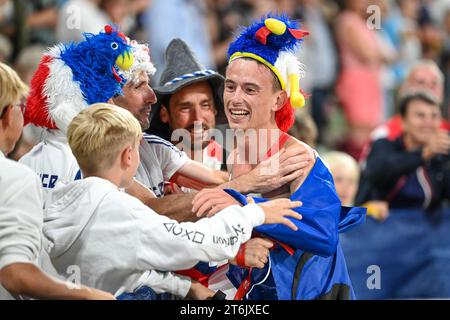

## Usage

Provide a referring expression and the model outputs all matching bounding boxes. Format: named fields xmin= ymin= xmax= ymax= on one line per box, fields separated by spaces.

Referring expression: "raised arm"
xmin=135 ymin=200 xmax=300 ymax=272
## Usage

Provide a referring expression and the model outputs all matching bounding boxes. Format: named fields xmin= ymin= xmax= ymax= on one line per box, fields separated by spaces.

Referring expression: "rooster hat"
xmin=228 ymin=13 xmax=309 ymax=132
xmin=24 ymin=25 xmax=134 ymax=132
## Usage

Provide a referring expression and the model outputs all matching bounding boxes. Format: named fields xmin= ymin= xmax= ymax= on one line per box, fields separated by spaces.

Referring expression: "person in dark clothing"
xmin=356 ymin=91 xmax=450 ymax=211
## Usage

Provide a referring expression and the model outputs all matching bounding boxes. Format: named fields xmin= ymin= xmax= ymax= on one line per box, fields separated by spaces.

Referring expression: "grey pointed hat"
xmin=148 ymin=39 xmax=226 ymax=139
xmin=154 ymin=38 xmax=224 ymax=95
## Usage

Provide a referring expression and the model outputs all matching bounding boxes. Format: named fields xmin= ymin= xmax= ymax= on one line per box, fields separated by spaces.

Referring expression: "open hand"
xmin=255 ymin=198 xmax=303 ymax=231
xmin=245 ymin=147 xmax=313 ymax=193
xmin=192 ymin=189 xmax=241 ymax=218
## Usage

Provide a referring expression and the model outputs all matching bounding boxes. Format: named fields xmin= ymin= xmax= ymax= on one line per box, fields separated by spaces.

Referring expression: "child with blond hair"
xmin=43 ymin=103 xmax=302 ymax=298
xmin=323 ymin=151 xmax=388 ymax=220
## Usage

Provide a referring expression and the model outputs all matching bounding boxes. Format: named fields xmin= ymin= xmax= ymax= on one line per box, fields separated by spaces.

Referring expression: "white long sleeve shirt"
xmin=43 ymin=177 xmax=265 ymax=296
xmin=0 ymin=151 xmax=52 ymax=299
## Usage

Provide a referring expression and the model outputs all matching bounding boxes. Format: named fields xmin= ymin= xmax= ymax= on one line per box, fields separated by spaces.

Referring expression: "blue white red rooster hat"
xmin=118 ymin=39 xmax=156 ymax=85
xmin=24 ymin=25 xmax=135 ymax=133
xmin=228 ymin=14 xmax=309 ymax=132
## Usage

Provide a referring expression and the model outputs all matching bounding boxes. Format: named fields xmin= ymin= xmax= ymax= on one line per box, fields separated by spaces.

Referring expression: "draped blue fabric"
xmin=224 ymin=157 xmax=366 ymax=299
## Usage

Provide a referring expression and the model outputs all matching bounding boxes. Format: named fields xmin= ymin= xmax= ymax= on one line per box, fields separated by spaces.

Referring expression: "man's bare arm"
xmin=220 ymin=146 xmax=313 ymax=193
xmin=144 ymin=194 xmax=200 ymax=222
xmin=125 ymin=179 xmax=199 ymax=222
xmin=0 ymin=263 xmax=114 ymax=300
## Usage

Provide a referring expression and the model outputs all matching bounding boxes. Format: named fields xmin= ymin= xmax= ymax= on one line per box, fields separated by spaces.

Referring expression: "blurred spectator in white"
xmin=13 ymin=45 xmax=46 ymax=85
xmin=335 ymin=0 xmax=385 ymax=160
xmin=57 ymin=0 xmax=109 ymax=42
xmin=144 ymin=0 xmax=215 ymax=84
xmin=383 ymin=0 xmax=422 ymax=84
xmin=372 ymin=0 xmax=398 ymax=121
xmin=428 ymin=0 xmax=450 ymax=27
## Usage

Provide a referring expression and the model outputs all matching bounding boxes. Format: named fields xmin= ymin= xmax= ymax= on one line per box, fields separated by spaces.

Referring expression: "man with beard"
xmin=148 ymin=38 xmax=226 ymax=175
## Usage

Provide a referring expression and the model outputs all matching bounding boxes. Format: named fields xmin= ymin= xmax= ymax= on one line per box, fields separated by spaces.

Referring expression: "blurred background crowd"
xmin=1 ymin=0 xmax=450 ymax=299
xmin=2 ymin=0 xmax=450 ymax=157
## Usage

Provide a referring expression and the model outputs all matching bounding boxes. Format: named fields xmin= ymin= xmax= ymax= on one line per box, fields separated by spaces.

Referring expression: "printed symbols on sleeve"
xmin=164 ymin=222 xmax=204 ymax=244
xmin=212 ymin=235 xmax=239 ymax=247
xmin=232 ymin=224 xmax=245 ymax=237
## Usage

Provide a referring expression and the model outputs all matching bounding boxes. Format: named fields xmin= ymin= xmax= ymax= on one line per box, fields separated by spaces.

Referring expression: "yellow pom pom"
xmin=265 ymin=18 xmax=286 ymax=35
xmin=288 ymin=73 xmax=305 ymax=108
xmin=290 ymin=92 xmax=305 ymax=108
xmin=116 ymin=51 xmax=134 ymax=71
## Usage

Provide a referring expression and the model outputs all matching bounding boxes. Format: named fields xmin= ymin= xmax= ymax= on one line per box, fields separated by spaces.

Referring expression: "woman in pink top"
xmin=335 ymin=0 xmax=385 ymax=159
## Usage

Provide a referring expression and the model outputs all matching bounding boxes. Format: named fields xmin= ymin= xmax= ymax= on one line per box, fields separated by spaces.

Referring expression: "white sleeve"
xmin=115 ymin=270 xmax=191 ymax=298
xmin=0 ymin=168 xmax=43 ymax=270
xmin=147 ymin=138 xmax=189 ymax=180
xmin=135 ymin=203 xmax=265 ymax=272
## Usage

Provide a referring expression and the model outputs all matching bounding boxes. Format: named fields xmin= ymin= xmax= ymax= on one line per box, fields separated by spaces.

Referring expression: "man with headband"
xmin=192 ymin=14 xmax=366 ymax=300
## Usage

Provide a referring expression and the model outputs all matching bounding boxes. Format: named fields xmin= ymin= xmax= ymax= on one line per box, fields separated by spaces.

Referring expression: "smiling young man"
xmin=192 ymin=14 xmax=366 ymax=300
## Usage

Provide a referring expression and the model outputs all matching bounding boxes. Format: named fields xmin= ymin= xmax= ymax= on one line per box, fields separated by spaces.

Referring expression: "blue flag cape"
xmin=224 ymin=157 xmax=366 ymax=300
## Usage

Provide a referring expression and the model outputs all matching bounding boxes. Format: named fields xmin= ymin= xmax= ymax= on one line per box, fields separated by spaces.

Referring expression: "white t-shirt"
xmin=135 ymin=134 xmax=189 ymax=197
xmin=0 ymin=152 xmax=57 ymax=299
xmin=20 ymin=130 xmax=189 ymax=201
xmin=19 ymin=129 xmax=81 ymax=206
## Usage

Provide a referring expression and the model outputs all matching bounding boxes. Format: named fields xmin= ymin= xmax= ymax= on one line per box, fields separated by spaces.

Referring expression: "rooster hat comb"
xmin=25 ymin=25 xmax=134 ymax=133
xmin=228 ymin=13 xmax=309 ymax=132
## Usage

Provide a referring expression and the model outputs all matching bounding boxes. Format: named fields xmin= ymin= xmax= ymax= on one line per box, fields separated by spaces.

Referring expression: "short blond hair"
xmin=322 ymin=151 xmax=360 ymax=181
xmin=67 ymin=103 xmax=142 ymax=174
xmin=0 ymin=62 xmax=28 ymax=114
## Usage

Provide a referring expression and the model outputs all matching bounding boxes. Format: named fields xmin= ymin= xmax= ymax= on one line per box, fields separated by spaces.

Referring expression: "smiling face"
xmin=111 ymin=72 xmax=157 ymax=131
xmin=224 ymin=58 xmax=285 ymax=131
xmin=331 ymin=166 xmax=359 ymax=206
xmin=161 ymin=81 xmax=217 ymax=150
xmin=402 ymin=99 xmax=441 ymax=147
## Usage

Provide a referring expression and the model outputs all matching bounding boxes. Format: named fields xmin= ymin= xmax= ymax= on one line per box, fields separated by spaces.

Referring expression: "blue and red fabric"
xmin=223 ymin=156 xmax=366 ymax=300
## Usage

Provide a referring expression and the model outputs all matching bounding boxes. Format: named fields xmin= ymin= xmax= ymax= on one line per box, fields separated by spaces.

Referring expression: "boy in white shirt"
xmin=0 ymin=62 xmax=113 ymax=300
xmin=43 ymin=103 xmax=301 ymax=298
